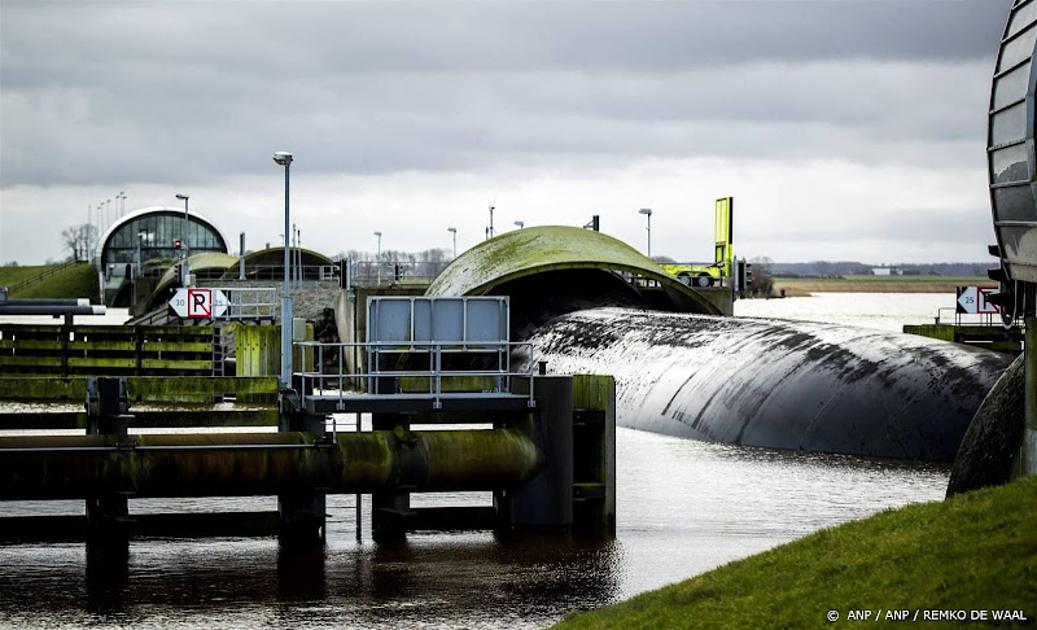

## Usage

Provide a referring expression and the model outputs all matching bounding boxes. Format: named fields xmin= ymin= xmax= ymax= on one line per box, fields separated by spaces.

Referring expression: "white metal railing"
xmin=294 ymin=340 xmax=537 ymax=409
xmin=212 ymin=287 xmax=278 ymax=321
xmin=933 ymin=307 xmax=1001 ymax=327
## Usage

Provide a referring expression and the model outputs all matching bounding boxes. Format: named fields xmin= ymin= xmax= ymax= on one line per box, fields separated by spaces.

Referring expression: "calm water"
xmin=0 ymin=294 xmax=957 ymax=628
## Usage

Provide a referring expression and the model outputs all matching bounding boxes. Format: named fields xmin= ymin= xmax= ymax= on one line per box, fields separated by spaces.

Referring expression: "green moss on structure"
xmin=0 ymin=376 xmax=279 ymax=403
xmin=425 ymin=226 xmax=722 ymax=315
xmin=554 ymin=476 xmax=1037 ymax=629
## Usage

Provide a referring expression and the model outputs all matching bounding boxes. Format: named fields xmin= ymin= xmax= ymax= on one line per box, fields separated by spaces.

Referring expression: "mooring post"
xmin=509 ymin=375 xmax=574 ymax=531
xmin=371 ymin=375 xmax=410 ymax=542
xmin=277 ymin=391 xmax=327 ymax=545
xmin=84 ymin=377 xmax=130 ymax=550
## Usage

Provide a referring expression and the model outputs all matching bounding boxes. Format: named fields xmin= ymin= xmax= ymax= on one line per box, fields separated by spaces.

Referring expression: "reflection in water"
xmin=0 ymin=428 xmax=944 ymax=628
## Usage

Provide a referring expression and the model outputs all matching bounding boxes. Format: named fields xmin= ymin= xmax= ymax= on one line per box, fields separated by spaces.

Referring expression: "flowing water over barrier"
xmin=525 ymin=307 xmax=1011 ymax=461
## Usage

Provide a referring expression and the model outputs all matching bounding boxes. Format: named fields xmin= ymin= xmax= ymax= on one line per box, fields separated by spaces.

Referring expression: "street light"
xmin=513 ymin=220 xmax=524 ymax=229
xmin=293 ymin=223 xmax=299 ymax=287
xmin=639 ymin=208 xmax=653 ymax=258
xmin=175 ymin=194 xmax=190 ymax=286
xmin=373 ymin=231 xmax=382 ymax=286
xmin=488 ymin=203 xmax=495 ymax=239
xmin=448 ymin=227 xmax=457 ymax=258
xmin=273 ymin=150 xmax=294 ymax=389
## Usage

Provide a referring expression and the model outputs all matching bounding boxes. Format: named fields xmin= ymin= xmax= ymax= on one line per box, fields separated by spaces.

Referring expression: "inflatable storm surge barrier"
xmin=525 ymin=308 xmax=1010 ymax=462
xmin=424 ymin=226 xmax=1012 ymax=462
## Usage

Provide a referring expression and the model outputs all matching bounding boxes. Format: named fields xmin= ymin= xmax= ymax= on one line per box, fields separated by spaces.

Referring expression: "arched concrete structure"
xmin=229 ymin=247 xmax=335 ymax=280
xmin=426 ymin=226 xmax=722 ymax=331
xmin=145 ymin=252 xmax=240 ymax=310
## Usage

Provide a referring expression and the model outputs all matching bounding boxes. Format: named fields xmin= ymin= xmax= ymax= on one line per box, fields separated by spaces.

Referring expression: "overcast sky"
xmin=0 ymin=0 xmax=1012 ymax=265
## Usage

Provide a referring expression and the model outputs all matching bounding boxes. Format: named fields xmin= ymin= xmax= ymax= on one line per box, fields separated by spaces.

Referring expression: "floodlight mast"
xmin=639 ymin=208 xmax=653 ymax=258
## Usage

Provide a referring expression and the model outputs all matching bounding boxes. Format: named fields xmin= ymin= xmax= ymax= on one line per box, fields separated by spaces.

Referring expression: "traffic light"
xmin=174 ymin=262 xmax=185 ymax=287
xmin=746 ymin=263 xmax=753 ymax=287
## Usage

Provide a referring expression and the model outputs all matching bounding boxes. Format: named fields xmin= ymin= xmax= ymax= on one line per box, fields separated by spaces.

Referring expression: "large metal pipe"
xmin=0 ymin=305 xmax=105 ymax=316
xmin=526 ymin=307 xmax=1012 ymax=461
xmin=0 ymin=429 xmax=541 ymax=500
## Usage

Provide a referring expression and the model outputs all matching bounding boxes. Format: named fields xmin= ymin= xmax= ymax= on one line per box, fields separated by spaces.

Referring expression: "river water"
xmin=0 ymin=293 xmax=961 ymax=628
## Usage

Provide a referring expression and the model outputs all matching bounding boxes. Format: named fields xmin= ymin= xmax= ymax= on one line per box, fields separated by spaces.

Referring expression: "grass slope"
xmin=2 ymin=264 xmax=99 ymax=301
xmin=555 ymin=476 xmax=1037 ymax=629
xmin=0 ymin=265 xmax=51 ymax=287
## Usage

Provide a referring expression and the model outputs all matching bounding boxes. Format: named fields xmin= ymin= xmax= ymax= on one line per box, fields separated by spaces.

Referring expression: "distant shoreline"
xmin=771 ymin=275 xmax=989 ymax=296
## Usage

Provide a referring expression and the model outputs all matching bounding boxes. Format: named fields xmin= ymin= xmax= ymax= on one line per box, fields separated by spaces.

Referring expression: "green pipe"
xmin=0 ymin=429 xmax=541 ymax=500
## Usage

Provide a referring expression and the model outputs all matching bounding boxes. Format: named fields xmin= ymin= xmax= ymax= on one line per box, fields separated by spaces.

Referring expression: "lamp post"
xmin=513 ymin=220 xmax=524 ymax=229
xmin=488 ymin=203 xmax=495 ymax=239
xmin=373 ymin=231 xmax=382 ymax=286
xmin=639 ymin=208 xmax=653 ymax=258
xmin=86 ymin=205 xmax=92 ymax=261
xmin=175 ymin=194 xmax=190 ymax=286
xmin=448 ymin=227 xmax=457 ymax=258
xmin=273 ymin=151 xmax=294 ymax=389
xmin=292 ymin=223 xmax=299 ymax=287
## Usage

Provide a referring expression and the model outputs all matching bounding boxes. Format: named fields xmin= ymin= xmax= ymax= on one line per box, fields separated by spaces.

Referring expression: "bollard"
xmin=84 ymin=377 xmax=130 ymax=552
xmin=509 ymin=376 xmax=574 ymax=530
xmin=277 ymin=392 xmax=327 ymax=546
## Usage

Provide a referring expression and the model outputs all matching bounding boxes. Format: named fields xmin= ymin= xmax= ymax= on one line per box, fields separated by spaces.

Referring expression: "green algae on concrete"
xmin=554 ymin=476 xmax=1037 ymax=629
xmin=425 ymin=226 xmax=722 ymax=314
xmin=0 ymin=376 xmax=279 ymax=403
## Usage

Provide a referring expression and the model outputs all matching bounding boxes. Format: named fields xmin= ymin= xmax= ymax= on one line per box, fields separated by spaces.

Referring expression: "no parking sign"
xmin=169 ymin=288 xmax=229 ymax=319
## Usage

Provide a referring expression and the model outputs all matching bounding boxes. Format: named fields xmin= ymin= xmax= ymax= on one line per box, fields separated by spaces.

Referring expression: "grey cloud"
xmin=0 ymin=0 xmax=1012 ymax=187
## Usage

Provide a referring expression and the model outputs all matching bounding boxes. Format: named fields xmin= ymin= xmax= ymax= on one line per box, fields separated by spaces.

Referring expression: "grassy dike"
xmin=554 ymin=476 xmax=1036 ymax=629
xmin=0 ymin=264 xmax=99 ymax=301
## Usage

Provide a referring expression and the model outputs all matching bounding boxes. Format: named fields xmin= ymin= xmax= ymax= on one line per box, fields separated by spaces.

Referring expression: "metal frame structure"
xmin=988 ymin=0 xmax=1037 ymax=310
xmin=294 ymin=339 xmax=537 ymax=412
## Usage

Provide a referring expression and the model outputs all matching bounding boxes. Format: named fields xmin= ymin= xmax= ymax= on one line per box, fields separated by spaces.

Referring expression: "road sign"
xmin=169 ymin=288 xmax=229 ymax=319
xmin=956 ymin=286 xmax=999 ymax=315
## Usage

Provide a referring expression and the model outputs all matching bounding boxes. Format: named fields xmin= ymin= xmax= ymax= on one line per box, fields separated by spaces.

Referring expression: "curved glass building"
xmin=96 ymin=206 xmax=228 ymax=306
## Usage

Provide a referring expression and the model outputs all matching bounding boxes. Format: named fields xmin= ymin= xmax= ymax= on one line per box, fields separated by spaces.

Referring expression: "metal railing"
xmin=294 ymin=340 xmax=537 ymax=409
xmin=213 ymin=287 xmax=278 ymax=321
xmin=934 ymin=308 xmax=1000 ymax=326
xmin=347 ymin=260 xmax=450 ymax=287
xmin=7 ymin=260 xmax=80 ymax=293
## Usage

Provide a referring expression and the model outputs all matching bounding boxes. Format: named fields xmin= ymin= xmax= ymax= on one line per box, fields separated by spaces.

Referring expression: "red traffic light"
xmin=173 ymin=240 xmax=183 ymax=249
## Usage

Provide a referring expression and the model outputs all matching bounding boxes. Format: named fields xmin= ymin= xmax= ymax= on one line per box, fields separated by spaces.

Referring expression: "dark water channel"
xmin=0 ymin=425 xmax=946 ymax=628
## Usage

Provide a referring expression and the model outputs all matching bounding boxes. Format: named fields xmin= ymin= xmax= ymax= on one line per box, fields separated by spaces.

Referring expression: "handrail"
xmin=294 ymin=340 xmax=536 ymax=409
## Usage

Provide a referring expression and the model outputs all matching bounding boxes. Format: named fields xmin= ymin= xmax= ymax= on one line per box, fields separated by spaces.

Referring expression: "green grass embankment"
xmin=555 ymin=476 xmax=1036 ymax=629
xmin=0 ymin=264 xmax=99 ymax=302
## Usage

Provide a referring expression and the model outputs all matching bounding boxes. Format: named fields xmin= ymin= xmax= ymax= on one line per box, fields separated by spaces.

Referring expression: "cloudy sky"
xmin=0 ymin=0 xmax=1012 ymax=265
